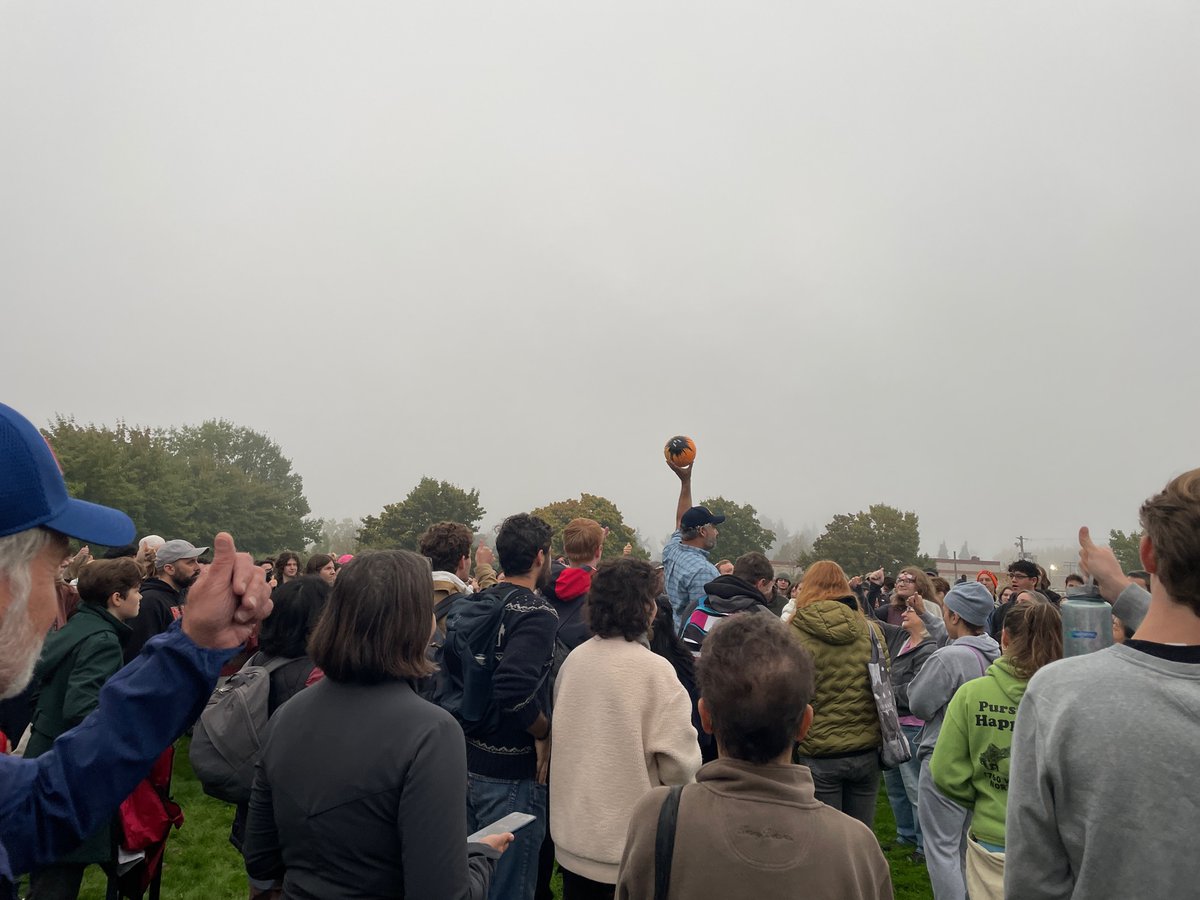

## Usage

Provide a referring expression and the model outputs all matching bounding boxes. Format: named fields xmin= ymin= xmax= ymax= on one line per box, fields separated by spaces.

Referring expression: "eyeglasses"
xmin=896 ymin=575 xmax=916 ymax=583
xmin=1008 ymin=572 xmax=1034 ymax=580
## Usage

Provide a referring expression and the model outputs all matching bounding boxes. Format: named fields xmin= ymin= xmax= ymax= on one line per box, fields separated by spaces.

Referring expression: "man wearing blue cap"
xmin=0 ymin=402 xmax=273 ymax=895
xmin=662 ymin=459 xmax=725 ymax=632
xmin=907 ymin=581 xmax=1001 ymax=900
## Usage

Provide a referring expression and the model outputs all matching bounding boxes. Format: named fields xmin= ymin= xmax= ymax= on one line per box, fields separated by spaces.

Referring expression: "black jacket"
xmin=441 ymin=585 xmax=557 ymax=780
xmin=699 ymin=574 xmax=771 ymax=615
xmin=243 ymin=678 xmax=498 ymax=899
xmin=123 ymin=577 xmax=182 ymax=663
xmin=543 ymin=562 xmax=593 ymax=652
xmin=681 ymin=575 xmax=772 ymax=653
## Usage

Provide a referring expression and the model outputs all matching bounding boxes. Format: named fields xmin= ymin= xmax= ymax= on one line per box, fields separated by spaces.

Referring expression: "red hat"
xmin=976 ymin=570 xmax=999 ymax=593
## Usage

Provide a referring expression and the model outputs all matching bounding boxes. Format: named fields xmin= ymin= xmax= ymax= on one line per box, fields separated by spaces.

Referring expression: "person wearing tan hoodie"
xmin=615 ymin=613 xmax=892 ymax=900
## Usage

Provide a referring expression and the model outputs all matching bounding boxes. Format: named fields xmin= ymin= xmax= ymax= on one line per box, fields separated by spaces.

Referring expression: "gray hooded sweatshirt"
xmin=906 ymin=633 xmax=1001 ymax=759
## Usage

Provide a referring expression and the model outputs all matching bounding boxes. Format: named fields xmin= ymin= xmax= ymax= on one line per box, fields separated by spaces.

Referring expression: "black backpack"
xmin=435 ymin=586 xmax=521 ymax=737
xmin=549 ymin=595 xmax=588 ymax=685
xmin=420 ymin=591 xmax=472 ymax=702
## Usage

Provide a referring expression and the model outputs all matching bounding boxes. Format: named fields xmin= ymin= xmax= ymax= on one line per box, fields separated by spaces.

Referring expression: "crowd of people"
xmin=1 ymin=397 xmax=1198 ymax=900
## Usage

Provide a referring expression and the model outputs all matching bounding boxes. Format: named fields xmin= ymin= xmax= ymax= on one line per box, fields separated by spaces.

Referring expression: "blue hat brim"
xmin=44 ymin=497 xmax=136 ymax=546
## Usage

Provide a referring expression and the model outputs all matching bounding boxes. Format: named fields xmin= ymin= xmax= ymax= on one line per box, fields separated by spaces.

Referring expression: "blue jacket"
xmin=0 ymin=622 xmax=235 ymax=893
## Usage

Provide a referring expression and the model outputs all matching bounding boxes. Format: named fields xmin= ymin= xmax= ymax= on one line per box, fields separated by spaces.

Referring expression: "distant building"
xmin=930 ymin=556 xmax=1002 ymax=584
xmin=770 ymin=560 xmax=803 ymax=579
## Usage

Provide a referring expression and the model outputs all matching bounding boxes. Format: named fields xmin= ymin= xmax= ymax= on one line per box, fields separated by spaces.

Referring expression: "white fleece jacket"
xmin=549 ymin=635 xmax=702 ymax=884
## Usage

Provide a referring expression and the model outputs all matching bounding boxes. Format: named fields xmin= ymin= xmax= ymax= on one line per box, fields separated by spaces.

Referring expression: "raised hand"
xmin=181 ymin=532 xmax=273 ymax=650
xmin=1078 ymin=526 xmax=1133 ymax=602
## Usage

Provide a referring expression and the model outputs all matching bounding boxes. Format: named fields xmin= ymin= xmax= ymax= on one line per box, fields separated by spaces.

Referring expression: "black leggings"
xmin=560 ymin=867 xmax=616 ymax=900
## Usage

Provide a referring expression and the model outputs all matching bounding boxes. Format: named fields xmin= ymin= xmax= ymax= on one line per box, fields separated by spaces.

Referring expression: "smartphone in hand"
xmin=468 ymin=812 xmax=536 ymax=844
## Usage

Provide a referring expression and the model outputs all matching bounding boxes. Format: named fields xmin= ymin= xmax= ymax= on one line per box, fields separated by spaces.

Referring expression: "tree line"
xmin=45 ymin=418 xmax=1141 ymax=574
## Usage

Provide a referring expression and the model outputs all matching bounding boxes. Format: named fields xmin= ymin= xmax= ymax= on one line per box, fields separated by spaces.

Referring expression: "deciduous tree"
xmin=698 ymin=496 xmax=776 ymax=563
xmin=358 ymin=477 xmax=485 ymax=550
xmin=1108 ymin=529 xmax=1143 ymax=572
xmin=801 ymin=504 xmax=932 ymax=577
xmin=530 ymin=494 xmax=647 ymax=560
xmin=42 ymin=416 xmax=319 ymax=555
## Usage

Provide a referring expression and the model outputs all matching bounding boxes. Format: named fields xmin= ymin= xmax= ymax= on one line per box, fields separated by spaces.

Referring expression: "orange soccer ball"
xmin=664 ymin=435 xmax=697 ymax=466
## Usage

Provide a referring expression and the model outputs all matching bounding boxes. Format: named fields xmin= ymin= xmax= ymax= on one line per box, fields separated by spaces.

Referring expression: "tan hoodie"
xmin=616 ymin=758 xmax=893 ymax=899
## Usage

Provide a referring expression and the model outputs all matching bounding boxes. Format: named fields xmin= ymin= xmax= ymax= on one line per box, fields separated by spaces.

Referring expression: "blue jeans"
xmin=466 ymin=773 xmax=548 ymax=900
xmin=883 ymin=724 xmax=924 ymax=850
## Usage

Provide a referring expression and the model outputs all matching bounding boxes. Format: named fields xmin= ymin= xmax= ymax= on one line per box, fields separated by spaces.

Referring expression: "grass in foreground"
xmin=75 ymin=741 xmax=930 ymax=899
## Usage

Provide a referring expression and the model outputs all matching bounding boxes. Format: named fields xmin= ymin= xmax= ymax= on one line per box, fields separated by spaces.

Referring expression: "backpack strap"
xmin=435 ymin=590 xmax=469 ymax=623
xmin=654 ymin=784 xmax=685 ymax=900
xmin=963 ymin=645 xmax=990 ymax=676
xmin=243 ymin=653 xmax=295 ymax=675
xmin=555 ymin=592 xmax=587 ymax=635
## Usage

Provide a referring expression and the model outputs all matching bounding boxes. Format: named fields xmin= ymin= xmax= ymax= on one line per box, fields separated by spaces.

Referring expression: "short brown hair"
xmin=1140 ymin=468 xmax=1200 ymax=617
xmin=563 ymin=518 xmax=604 ymax=566
xmin=587 ymin=557 xmax=655 ymax=641
xmin=77 ymin=558 xmax=142 ymax=607
xmin=308 ymin=550 xmax=435 ymax=684
xmin=699 ymin=614 xmax=814 ymax=764
xmin=733 ymin=552 xmax=773 ymax=584
xmin=418 ymin=522 xmax=473 ymax=573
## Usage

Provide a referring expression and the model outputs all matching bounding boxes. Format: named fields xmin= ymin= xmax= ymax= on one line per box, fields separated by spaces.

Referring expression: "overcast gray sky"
xmin=3 ymin=2 xmax=1197 ymax=562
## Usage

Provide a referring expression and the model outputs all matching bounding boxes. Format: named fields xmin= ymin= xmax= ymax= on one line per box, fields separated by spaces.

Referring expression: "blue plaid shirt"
xmin=662 ymin=530 xmax=719 ymax=630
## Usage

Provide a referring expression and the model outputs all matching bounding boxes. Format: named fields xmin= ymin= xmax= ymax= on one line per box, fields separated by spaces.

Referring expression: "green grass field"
xmin=69 ymin=739 xmax=931 ymax=899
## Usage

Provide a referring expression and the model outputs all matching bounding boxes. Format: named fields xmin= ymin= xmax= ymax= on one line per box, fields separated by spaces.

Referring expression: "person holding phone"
xmin=242 ymin=551 xmax=510 ymax=899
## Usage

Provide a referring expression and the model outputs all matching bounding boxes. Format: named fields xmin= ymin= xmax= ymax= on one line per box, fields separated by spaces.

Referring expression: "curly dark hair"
xmin=496 ymin=513 xmax=552 ymax=577
xmin=586 ymin=557 xmax=656 ymax=641
xmin=274 ymin=551 xmax=302 ymax=583
xmin=418 ymin=521 xmax=473 ymax=573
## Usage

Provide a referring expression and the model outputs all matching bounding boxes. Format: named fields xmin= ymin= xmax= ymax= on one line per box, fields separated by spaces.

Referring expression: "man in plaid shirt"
xmin=661 ymin=459 xmax=724 ymax=632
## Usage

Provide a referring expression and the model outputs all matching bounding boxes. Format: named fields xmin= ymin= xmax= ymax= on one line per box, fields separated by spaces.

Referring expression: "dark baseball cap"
xmin=681 ymin=506 xmax=726 ymax=529
xmin=0 ymin=402 xmax=135 ymax=545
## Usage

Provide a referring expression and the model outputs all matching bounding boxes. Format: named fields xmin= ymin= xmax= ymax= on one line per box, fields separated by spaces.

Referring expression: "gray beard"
xmin=0 ymin=595 xmax=43 ymax=700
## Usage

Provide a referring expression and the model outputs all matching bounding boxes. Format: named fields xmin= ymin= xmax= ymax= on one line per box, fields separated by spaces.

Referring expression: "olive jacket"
xmin=788 ymin=597 xmax=888 ymax=757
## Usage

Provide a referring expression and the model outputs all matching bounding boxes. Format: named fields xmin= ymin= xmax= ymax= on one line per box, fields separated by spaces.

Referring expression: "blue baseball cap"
xmin=0 ymin=402 xmax=135 ymax=545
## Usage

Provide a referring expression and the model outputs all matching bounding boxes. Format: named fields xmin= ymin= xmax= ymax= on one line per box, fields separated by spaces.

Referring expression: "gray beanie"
xmin=944 ymin=581 xmax=995 ymax=627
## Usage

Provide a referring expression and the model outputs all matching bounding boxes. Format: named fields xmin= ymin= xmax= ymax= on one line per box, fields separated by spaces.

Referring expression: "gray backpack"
xmin=189 ymin=655 xmax=291 ymax=804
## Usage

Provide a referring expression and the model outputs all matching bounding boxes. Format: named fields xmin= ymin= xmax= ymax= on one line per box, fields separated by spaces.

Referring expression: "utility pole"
xmin=1015 ymin=535 xmax=1032 ymax=561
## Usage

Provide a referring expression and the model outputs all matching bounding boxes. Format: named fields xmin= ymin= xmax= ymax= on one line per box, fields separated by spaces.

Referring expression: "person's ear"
xmin=796 ymin=704 xmax=814 ymax=743
xmin=108 ymin=591 xmax=122 ymax=609
xmin=697 ymin=697 xmax=715 ymax=735
xmin=1139 ymin=534 xmax=1156 ymax=575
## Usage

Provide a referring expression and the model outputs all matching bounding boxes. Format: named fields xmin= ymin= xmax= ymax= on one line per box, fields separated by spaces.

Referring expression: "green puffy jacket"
xmin=789 ymin=598 xmax=888 ymax=757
